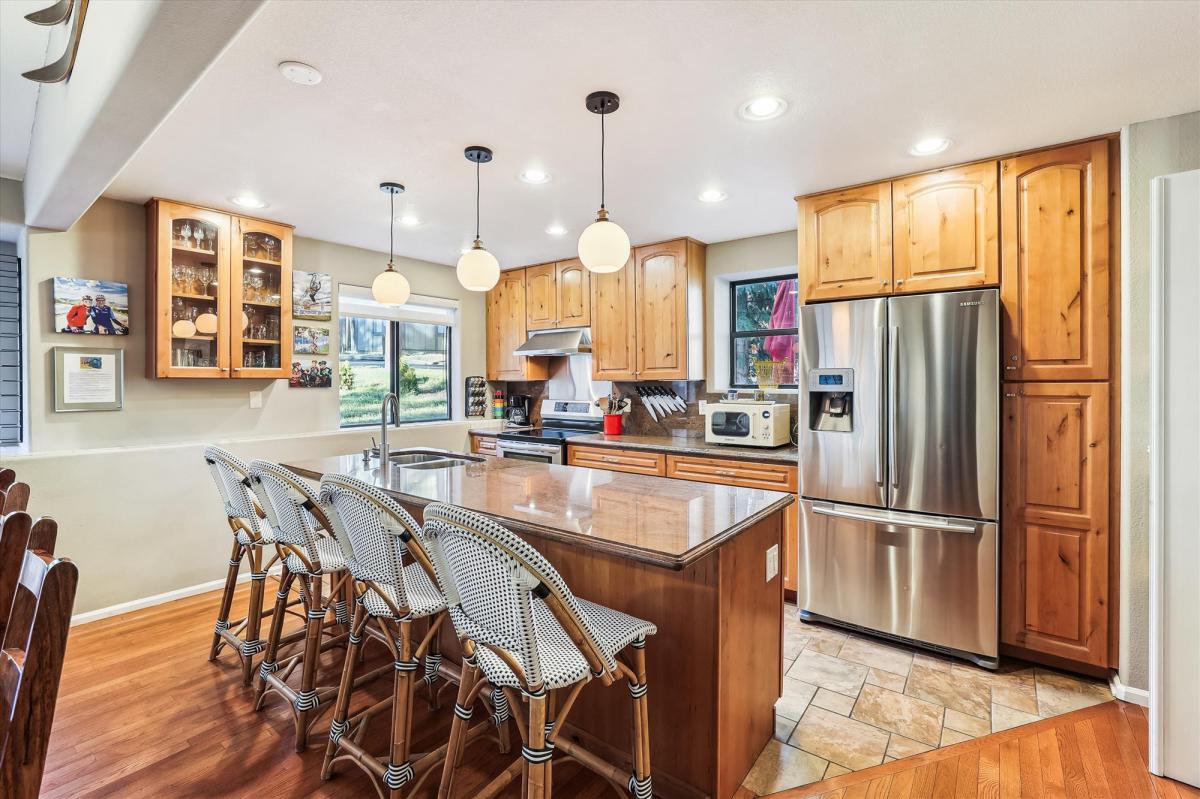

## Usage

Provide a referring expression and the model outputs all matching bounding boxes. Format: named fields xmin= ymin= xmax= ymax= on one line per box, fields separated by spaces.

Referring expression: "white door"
xmin=1149 ymin=169 xmax=1200 ymax=787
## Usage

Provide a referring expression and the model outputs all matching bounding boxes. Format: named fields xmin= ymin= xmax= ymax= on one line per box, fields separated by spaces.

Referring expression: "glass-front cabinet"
xmin=147 ymin=199 xmax=293 ymax=379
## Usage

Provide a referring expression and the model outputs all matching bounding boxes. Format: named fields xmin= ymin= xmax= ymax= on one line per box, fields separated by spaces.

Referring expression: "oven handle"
xmin=497 ymin=440 xmax=561 ymax=456
xmin=811 ymin=502 xmax=979 ymax=534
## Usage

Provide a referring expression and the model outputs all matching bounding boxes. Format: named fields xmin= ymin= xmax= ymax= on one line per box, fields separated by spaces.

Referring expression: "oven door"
xmin=496 ymin=439 xmax=563 ymax=465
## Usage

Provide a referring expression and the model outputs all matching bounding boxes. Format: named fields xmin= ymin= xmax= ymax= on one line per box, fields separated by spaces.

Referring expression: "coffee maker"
xmin=504 ymin=394 xmax=531 ymax=427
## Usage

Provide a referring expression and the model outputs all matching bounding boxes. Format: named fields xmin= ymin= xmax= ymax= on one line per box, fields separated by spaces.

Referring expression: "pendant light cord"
xmin=475 ymin=160 xmax=481 ymax=241
xmin=388 ymin=188 xmax=395 ymax=266
xmin=600 ymin=112 xmax=606 ymax=210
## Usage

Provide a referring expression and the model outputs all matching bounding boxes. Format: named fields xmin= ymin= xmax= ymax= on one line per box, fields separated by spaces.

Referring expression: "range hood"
xmin=514 ymin=327 xmax=592 ymax=357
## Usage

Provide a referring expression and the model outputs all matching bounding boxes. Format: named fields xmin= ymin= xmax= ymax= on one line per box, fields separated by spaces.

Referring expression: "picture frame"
xmin=293 ymin=324 xmax=330 ymax=354
xmin=53 ymin=346 xmax=124 ymax=412
xmin=293 ymin=270 xmax=332 ymax=321
xmin=53 ymin=276 xmax=131 ymax=335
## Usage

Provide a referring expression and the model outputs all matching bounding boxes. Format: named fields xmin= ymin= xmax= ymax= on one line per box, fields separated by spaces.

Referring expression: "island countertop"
xmin=283 ymin=453 xmax=793 ymax=569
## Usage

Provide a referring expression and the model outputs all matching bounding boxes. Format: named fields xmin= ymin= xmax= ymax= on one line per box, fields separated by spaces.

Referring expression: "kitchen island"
xmin=284 ymin=453 xmax=792 ymax=799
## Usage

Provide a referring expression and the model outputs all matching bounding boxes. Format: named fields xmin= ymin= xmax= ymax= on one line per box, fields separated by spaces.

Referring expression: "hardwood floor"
xmin=43 ymin=581 xmax=1196 ymax=799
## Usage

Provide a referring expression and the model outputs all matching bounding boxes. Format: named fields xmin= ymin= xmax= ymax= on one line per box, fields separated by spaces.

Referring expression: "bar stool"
xmin=203 ymin=446 xmax=284 ymax=684
xmin=422 ymin=503 xmax=657 ymax=799
xmin=248 ymin=459 xmax=355 ymax=751
xmin=318 ymin=474 xmax=511 ymax=797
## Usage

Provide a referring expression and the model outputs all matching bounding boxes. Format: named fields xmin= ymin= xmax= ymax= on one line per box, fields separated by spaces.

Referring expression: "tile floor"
xmin=740 ymin=605 xmax=1114 ymax=795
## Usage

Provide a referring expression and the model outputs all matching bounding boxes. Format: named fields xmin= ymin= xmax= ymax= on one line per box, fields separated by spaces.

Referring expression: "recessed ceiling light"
xmin=520 ymin=168 xmax=551 ymax=184
xmin=909 ymin=137 xmax=952 ymax=156
xmin=397 ymin=214 xmax=421 ymax=227
xmin=698 ymin=189 xmax=727 ymax=203
xmin=738 ymin=96 xmax=787 ymax=122
xmin=230 ymin=195 xmax=266 ymax=209
xmin=546 ymin=224 xmax=568 ymax=236
xmin=278 ymin=61 xmax=322 ymax=85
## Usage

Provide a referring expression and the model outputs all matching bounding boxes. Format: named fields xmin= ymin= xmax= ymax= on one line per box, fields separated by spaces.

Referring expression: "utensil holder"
xmin=603 ymin=413 xmax=623 ymax=435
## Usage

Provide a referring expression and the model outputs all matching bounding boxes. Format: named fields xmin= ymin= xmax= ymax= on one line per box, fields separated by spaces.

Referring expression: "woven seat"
xmin=359 ymin=563 xmax=447 ymax=619
xmin=283 ymin=536 xmax=345 ymax=576
xmin=235 ymin=522 xmax=276 ymax=547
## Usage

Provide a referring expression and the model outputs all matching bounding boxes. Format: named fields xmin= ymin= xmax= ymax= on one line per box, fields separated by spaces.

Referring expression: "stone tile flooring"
xmin=740 ymin=605 xmax=1114 ymax=795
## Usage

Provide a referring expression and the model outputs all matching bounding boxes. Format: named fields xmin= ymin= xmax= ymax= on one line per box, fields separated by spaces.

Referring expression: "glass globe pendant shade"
xmin=578 ymin=209 xmax=630 ymax=273
xmin=456 ymin=239 xmax=500 ymax=291
xmin=372 ymin=263 xmax=411 ymax=306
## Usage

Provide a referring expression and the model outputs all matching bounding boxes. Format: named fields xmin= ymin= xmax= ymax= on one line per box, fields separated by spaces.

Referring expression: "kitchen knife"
xmin=637 ymin=386 xmax=658 ymax=421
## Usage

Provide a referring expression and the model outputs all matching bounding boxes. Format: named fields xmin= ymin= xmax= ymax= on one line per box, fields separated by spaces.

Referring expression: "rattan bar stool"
xmin=248 ymin=459 xmax=357 ymax=751
xmin=317 ymin=474 xmax=511 ymax=797
xmin=202 ymin=446 xmax=296 ymax=685
xmin=422 ymin=503 xmax=657 ymax=799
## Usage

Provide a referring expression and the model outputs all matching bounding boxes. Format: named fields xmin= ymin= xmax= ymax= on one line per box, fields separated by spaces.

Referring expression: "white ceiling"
xmin=94 ymin=0 xmax=1200 ymax=267
xmin=0 ymin=1 xmax=51 ymax=179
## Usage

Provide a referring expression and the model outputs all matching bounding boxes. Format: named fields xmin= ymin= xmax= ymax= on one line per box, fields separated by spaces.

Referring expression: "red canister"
xmin=603 ymin=413 xmax=623 ymax=435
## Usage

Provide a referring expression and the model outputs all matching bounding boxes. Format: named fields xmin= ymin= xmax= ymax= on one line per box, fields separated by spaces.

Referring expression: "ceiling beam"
xmin=21 ymin=0 xmax=264 ymax=231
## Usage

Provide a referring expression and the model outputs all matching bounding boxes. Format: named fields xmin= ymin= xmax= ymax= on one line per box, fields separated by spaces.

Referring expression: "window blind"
xmin=0 ymin=254 xmax=21 ymax=445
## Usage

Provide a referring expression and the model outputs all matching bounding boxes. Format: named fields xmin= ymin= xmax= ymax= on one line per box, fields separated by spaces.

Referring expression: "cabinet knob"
xmin=895 ymin=279 xmax=904 ymax=285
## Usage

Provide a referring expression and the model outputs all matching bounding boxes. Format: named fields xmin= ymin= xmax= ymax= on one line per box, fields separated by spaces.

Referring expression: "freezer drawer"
xmin=798 ymin=499 xmax=998 ymax=661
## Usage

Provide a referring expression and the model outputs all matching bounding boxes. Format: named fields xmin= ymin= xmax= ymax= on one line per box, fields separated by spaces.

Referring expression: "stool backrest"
xmin=0 ymin=550 xmax=78 ymax=798
xmin=422 ymin=503 xmax=613 ymax=690
xmin=203 ymin=446 xmax=264 ymax=538
xmin=1 ymin=482 xmax=30 ymax=515
xmin=0 ymin=512 xmax=33 ymax=647
xmin=0 ymin=468 xmax=14 ymax=493
xmin=320 ymin=474 xmax=432 ymax=612
xmin=248 ymin=460 xmax=329 ymax=570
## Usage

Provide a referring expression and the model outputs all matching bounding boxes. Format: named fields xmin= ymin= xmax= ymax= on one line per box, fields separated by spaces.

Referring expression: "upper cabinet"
xmin=590 ymin=253 xmax=637 ymax=380
xmin=486 ymin=269 xmax=549 ymax=382
xmin=146 ymin=199 xmax=292 ymax=379
xmin=525 ymin=262 xmax=558 ymax=330
xmin=892 ymin=161 xmax=999 ymax=294
xmin=1000 ymin=140 xmax=1110 ymax=381
xmin=525 ymin=259 xmax=591 ymax=331
xmin=633 ymin=239 xmax=706 ymax=381
xmin=798 ymin=182 xmax=893 ymax=302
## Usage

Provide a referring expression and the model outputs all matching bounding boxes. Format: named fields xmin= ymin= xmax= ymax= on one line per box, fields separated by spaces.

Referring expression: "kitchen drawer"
xmin=666 ymin=455 xmax=797 ymax=493
xmin=470 ymin=435 xmax=498 ymax=456
xmin=568 ymin=445 xmax=666 ymax=476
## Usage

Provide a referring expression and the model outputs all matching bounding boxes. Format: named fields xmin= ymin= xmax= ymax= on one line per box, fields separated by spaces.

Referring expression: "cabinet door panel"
xmin=893 ymin=162 xmax=999 ymax=293
xmin=798 ymin=182 xmax=892 ymax=302
xmin=524 ymin=263 xmax=557 ymax=331
xmin=1001 ymin=382 xmax=1109 ymax=666
xmin=1001 ymin=140 xmax=1109 ymax=380
xmin=231 ymin=217 xmax=292 ymax=380
xmin=488 ymin=270 xmax=528 ymax=380
xmin=635 ymin=240 xmax=688 ymax=379
xmin=555 ymin=258 xmax=590 ymax=328
xmin=590 ymin=254 xmax=637 ymax=380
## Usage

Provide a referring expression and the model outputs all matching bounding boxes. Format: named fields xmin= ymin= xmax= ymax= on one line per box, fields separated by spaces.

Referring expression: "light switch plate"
xmin=249 ymin=390 xmax=263 ymax=409
xmin=766 ymin=544 xmax=779 ymax=582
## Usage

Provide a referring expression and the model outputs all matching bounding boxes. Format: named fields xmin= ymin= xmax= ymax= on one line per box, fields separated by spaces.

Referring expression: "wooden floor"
xmin=43 ymin=580 xmax=1197 ymax=799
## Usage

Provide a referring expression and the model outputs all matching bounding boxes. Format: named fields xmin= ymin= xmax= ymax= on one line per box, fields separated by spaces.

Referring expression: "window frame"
xmin=728 ymin=275 xmax=799 ymax=390
xmin=338 ymin=315 xmax=453 ymax=429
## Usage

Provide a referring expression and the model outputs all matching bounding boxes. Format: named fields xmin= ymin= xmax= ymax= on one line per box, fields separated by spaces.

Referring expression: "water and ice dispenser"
xmin=807 ymin=368 xmax=854 ymax=432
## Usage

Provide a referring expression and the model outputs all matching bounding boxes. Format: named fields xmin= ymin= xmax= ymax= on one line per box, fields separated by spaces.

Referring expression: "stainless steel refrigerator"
xmin=797 ymin=288 xmax=999 ymax=667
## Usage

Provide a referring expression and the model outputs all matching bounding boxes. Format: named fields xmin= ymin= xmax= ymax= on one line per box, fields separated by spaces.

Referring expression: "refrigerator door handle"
xmin=888 ymin=325 xmax=899 ymax=490
xmin=811 ymin=501 xmax=980 ymax=534
xmin=876 ymin=324 xmax=886 ymax=486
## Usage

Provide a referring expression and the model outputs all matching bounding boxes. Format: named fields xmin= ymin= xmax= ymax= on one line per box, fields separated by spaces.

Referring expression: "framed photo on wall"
xmin=294 ymin=324 xmax=329 ymax=354
xmin=53 ymin=277 xmax=130 ymax=335
xmin=293 ymin=271 xmax=332 ymax=321
xmin=52 ymin=346 xmax=124 ymax=412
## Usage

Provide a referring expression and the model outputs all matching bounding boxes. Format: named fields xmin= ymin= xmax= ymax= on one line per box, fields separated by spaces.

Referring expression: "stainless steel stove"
xmin=496 ymin=400 xmax=604 ymax=464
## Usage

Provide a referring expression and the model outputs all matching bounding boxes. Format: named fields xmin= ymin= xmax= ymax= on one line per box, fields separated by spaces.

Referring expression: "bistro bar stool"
xmin=318 ymin=474 xmax=510 ymax=797
xmin=203 ymin=446 xmax=288 ymax=685
xmin=422 ymin=503 xmax=657 ymax=799
xmin=248 ymin=459 xmax=355 ymax=751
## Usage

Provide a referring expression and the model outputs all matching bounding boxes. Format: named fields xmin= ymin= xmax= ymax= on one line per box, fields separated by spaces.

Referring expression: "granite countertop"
xmin=568 ymin=433 xmax=799 ymax=465
xmin=283 ymin=453 xmax=793 ymax=570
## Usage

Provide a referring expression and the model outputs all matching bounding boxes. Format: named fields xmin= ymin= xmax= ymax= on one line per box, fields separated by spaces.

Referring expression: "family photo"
xmin=53 ymin=277 xmax=130 ymax=335
xmin=288 ymin=359 xmax=332 ymax=388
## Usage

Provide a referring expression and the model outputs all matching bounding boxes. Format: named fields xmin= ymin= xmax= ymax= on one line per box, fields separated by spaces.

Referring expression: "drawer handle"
xmin=602 ymin=455 xmax=620 ymax=463
xmin=713 ymin=469 xmax=736 ymax=476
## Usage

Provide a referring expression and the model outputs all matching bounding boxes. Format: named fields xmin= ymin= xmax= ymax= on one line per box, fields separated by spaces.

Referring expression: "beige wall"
xmin=1119 ymin=110 xmax=1200 ymax=691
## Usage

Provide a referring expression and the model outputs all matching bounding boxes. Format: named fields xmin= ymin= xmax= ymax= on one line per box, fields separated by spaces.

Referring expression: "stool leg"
xmin=294 ymin=573 xmax=326 ymax=751
xmin=241 ymin=544 xmax=268 ymax=685
xmin=322 ymin=597 xmax=367 ymax=780
xmin=253 ymin=565 xmax=294 ymax=709
xmin=627 ymin=640 xmax=652 ymax=799
xmin=525 ymin=691 xmax=549 ymax=799
xmin=210 ymin=538 xmax=244 ymax=661
xmin=423 ymin=619 xmax=443 ymax=711
xmin=385 ymin=619 xmax=417 ymax=798
xmin=438 ymin=655 xmax=479 ymax=799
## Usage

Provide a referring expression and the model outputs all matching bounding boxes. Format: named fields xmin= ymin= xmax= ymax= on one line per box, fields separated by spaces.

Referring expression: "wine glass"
xmin=180 ymin=222 xmax=191 ymax=247
xmin=200 ymin=266 xmax=214 ymax=298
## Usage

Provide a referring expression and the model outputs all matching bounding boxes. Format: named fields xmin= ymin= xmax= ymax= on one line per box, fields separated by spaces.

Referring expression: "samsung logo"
xmin=959 ymin=301 xmax=982 ymax=307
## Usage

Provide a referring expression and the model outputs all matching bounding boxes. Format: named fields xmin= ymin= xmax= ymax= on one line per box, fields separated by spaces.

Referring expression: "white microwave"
xmin=703 ymin=401 xmax=792 ymax=447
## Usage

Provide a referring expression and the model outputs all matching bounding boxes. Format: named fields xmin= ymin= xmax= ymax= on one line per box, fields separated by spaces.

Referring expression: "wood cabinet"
xmin=633 ymin=239 xmax=706 ymax=380
xmin=567 ymin=445 xmax=666 ymax=476
xmin=524 ymin=263 xmax=558 ymax=330
xmin=1001 ymin=383 xmax=1110 ymax=667
xmin=486 ymin=269 xmax=549 ymax=382
xmin=146 ymin=199 xmax=292 ymax=379
xmin=469 ymin=435 xmax=498 ymax=456
xmin=892 ymin=161 xmax=999 ymax=294
xmin=524 ymin=259 xmax=591 ymax=331
xmin=1000 ymin=140 xmax=1110 ymax=381
xmin=798 ymin=182 xmax=893 ymax=302
xmin=590 ymin=254 xmax=637 ymax=380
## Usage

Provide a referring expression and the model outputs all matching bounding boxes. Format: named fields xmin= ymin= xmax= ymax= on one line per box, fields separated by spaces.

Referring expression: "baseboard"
xmin=71 ymin=565 xmax=282 ymax=627
xmin=1110 ymin=672 xmax=1151 ymax=707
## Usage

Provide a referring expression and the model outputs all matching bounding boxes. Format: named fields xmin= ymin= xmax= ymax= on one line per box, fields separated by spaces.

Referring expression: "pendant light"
xmin=577 ymin=90 xmax=630 ymax=273
xmin=372 ymin=182 xmax=411 ymax=306
xmin=456 ymin=146 xmax=500 ymax=291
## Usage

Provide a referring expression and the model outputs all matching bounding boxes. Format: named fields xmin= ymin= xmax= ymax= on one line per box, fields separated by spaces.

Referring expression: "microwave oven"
xmin=703 ymin=400 xmax=792 ymax=447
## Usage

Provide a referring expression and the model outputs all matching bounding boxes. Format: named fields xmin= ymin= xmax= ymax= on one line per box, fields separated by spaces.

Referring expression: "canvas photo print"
xmin=294 ymin=325 xmax=330 ymax=354
xmin=289 ymin=359 xmax=333 ymax=388
xmin=54 ymin=277 xmax=130 ymax=335
xmin=293 ymin=270 xmax=332 ymax=321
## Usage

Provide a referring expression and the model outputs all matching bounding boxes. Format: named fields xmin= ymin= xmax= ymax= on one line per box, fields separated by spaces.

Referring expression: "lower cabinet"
xmin=1001 ymin=382 xmax=1110 ymax=667
xmin=469 ymin=435 xmax=498 ymax=456
xmin=567 ymin=445 xmax=666 ymax=476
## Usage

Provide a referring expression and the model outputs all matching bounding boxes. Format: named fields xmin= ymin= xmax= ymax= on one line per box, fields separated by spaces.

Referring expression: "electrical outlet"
xmin=765 ymin=544 xmax=779 ymax=582
xmin=249 ymin=390 xmax=263 ymax=409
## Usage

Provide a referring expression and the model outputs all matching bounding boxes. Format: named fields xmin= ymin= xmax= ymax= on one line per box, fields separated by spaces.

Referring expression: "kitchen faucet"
xmin=378 ymin=392 xmax=399 ymax=466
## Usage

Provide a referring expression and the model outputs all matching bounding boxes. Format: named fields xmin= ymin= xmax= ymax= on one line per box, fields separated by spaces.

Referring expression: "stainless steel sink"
xmin=398 ymin=457 xmax=477 ymax=470
xmin=387 ymin=452 xmax=445 ymax=465
xmin=374 ymin=449 xmax=483 ymax=469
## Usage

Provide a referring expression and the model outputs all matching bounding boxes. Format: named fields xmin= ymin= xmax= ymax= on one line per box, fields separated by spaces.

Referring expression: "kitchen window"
xmin=729 ymin=275 xmax=799 ymax=389
xmin=338 ymin=286 xmax=456 ymax=427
